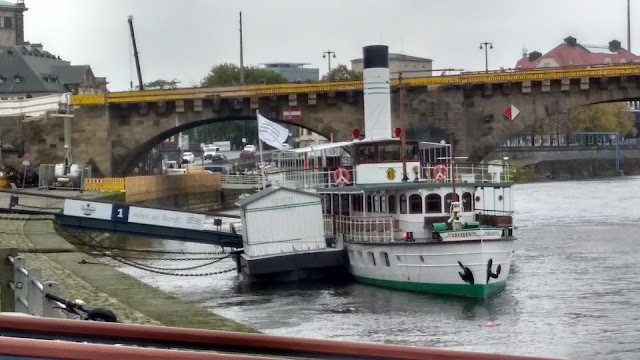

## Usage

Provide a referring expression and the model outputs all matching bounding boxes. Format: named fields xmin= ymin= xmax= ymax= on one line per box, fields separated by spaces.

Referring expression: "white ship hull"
xmin=346 ymin=238 xmax=515 ymax=297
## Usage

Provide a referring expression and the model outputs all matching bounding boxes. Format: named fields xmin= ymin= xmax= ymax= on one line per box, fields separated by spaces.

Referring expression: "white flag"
xmin=257 ymin=112 xmax=289 ymax=150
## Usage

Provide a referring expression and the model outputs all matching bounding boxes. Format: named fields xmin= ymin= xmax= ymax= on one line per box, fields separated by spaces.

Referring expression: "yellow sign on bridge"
xmin=70 ymin=64 xmax=640 ymax=106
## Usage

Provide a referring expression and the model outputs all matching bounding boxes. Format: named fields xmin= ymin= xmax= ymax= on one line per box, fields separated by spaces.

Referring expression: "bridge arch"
xmin=116 ymin=115 xmax=329 ymax=176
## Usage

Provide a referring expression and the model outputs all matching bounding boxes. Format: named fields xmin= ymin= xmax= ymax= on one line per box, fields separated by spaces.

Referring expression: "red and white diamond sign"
xmin=504 ymin=104 xmax=520 ymax=121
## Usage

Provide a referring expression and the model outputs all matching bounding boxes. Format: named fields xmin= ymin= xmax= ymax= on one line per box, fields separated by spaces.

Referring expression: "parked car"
xmin=210 ymin=153 xmax=228 ymax=164
xmin=239 ymin=150 xmax=255 ymax=158
xmin=243 ymin=144 xmax=256 ymax=153
xmin=281 ymin=143 xmax=290 ymax=150
xmin=204 ymin=164 xmax=231 ymax=175
xmin=203 ymin=146 xmax=221 ymax=160
xmin=181 ymin=152 xmax=195 ymax=163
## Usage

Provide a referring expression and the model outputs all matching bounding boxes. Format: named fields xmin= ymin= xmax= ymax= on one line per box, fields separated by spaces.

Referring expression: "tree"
xmin=568 ymin=103 xmax=638 ymax=137
xmin=144 ymin=79 xmax=180 ymax=90
xmin=201 ymin=63 xmax=287 ymax=87
xmin=321 ymin=64 xmax=362 ymax=81
xmin=191 ymin=63 xmax=287 ymax=149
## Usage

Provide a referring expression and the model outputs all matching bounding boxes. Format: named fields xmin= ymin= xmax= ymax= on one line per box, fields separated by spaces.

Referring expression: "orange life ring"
xmin=432 ymin=164 xmax=448 ymax=182
xmin=333 ymin=167 xmax=350 ymax=186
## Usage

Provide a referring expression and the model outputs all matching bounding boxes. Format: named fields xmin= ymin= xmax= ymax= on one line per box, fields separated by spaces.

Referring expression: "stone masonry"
xmin=21 ymin=75 xmax=640 ymax=177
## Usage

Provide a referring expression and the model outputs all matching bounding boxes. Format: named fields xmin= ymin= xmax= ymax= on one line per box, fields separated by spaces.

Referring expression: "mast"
xmin=127 ymin=15 xmax=144 ymax=91
xmin=399 ymin=72 xmax=408 ymax=182
xmin=449 ymin=132 xmax=456 ymax=202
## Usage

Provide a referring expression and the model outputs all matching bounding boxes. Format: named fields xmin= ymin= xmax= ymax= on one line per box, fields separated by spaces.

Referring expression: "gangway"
xmin=0 ymin=190 xmax=242 ymax=248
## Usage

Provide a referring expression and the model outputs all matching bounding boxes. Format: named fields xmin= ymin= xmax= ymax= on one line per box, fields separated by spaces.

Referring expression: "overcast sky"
xmin=22 ymin=0 xmax=635 ymax=91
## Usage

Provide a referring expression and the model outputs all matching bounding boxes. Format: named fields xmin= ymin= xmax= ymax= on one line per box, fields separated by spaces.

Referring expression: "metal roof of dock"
xmin=235 ymin=186 xmax=320 ymax=208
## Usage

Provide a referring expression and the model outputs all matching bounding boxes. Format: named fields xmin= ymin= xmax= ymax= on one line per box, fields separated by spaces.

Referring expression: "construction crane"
xmin=127 ymin=15 xmax=144 ymax=91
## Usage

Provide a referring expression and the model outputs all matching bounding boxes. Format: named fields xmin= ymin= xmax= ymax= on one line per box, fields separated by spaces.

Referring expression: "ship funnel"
xmin=362 ymin=45 xmax=391 ymax=139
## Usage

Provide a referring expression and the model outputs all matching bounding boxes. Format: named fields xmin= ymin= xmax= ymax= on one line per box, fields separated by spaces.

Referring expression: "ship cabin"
xmin=272 ymin=138 xmax=515 ymax=244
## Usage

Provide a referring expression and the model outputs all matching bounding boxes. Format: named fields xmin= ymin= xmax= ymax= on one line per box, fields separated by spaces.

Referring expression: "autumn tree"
xmin=321 ymin=64 xmax=362 ymax=81
xmin=568 ymin=103 xmax=637 ymax=137
xmin=191 ymin=64 xmax=288 ymax=149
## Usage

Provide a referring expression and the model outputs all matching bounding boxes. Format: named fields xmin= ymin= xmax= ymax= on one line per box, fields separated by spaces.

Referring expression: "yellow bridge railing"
xmin=70 ymin=63 xmax=640 ymax=106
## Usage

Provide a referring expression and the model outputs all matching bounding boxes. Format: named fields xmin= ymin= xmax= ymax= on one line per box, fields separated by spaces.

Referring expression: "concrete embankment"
xmin=0 ymin=192 xmax=256 ymax=333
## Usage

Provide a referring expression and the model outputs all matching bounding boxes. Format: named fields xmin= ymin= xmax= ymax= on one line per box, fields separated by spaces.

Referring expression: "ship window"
xmin=366 ymin=195 xmax=373 ymax=212
xmin=409 ymin=194 xmax=423 ymax=214
xmin=405 ymin=144 xmax=419 ymax=161
xmin=462 ymin=192 xmax=474 ymax=211
xmin=425 ymin=193 xmax=442 ymax=213
xmin=380 ymin=195 xmax=387 ymax=213
xmin=378 ymin=143 xmax=401 ymax=162
xmin=367 ymin=251 xmax=377 ymax=266
xmin=356 ymin=145 xmax=377 ymax=164
xmin=388 ymin=194 xmax=397 ymax=214
xmin=444 ymin=193 xmax=460 ymax=208
xmin=358 ymin=251 xmax=365 ymax=264
xmin=399 ymin=194 xmax=407 ymax=214
xmin=380 ymin=252 xmax=391 ymax=266
xmin=373 ymin=195 xmax=380 ymax=212
xmin=351 ymin=194 xmax=360 ymax=212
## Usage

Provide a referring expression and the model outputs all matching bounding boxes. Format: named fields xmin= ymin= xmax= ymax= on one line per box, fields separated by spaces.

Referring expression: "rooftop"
xmin=261 ymin=62 xmax=313 ymax=68
xmin=351 ymin=53 xmax=432 ymax=63
xmin=0 ymin=0 xmax=26 ymax=9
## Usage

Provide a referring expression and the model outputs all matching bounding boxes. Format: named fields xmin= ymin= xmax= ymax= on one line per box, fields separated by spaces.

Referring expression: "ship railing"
xmin=420 ymin=162 xmax=515 ymax=184
xmin=268 ymin=167 xmax=355 ymax=189
xmin=325 ymin=215 xmax=398 ymax=243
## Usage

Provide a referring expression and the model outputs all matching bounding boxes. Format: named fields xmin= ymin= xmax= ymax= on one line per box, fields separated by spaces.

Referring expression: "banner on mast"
xmin=257 ymin=112 xmax=289 ymax=150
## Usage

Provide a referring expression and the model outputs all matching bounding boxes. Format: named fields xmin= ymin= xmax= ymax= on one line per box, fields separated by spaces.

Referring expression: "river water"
xmin=112 ymin=176 xmax=640 ymax=360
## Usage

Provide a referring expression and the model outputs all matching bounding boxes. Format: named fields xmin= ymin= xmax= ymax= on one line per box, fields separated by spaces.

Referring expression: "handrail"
xmin=0 ymin=315 xmax=563 ymax=360
xmin=1 ymin=248 xmax=64 ymax=317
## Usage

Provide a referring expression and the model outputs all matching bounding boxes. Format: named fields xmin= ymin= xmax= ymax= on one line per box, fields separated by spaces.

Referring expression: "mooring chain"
xmin=82 ymin=243 xmax=230 ymax=255
xmin=97 ymin=254 xmax=230 ymax=262
xmin=112 ymin=254 xmax=233 ymax=272
xmin=69 ymin=231 xmax=239 ymax=277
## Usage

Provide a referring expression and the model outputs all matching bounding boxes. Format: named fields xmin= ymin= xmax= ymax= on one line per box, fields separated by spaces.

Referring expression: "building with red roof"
xmin=515 ymin=36 xmax=640 ymax=69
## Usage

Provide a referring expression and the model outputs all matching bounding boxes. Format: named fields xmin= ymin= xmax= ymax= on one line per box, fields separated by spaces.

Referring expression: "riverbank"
xmin=0 ymin=193 xmax=257 ymax=333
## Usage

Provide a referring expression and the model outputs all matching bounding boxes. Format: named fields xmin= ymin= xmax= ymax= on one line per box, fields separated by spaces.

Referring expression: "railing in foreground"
xmin=325 ymin=215 xmax=398 ymax=243
xmin=0 ymin=248 xmax=63 ymax=317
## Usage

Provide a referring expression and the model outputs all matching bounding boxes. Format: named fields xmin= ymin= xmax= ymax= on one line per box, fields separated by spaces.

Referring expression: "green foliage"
xmin=201 ymin=63 xmax=287 ymax=87
xmin=136 ymin=79 xmax=181 ymax=90
xmin=569 ymin=103 xmax=638 ymax=137
xmin=321 ymin=64 xmax=362 ymax=81
xmin=189 ymin=63 xmax=288 ymax=148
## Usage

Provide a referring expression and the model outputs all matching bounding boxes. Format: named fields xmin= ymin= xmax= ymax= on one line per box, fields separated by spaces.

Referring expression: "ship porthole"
xmin=498 ymin=195 xmax=503 ymax=201
xmin=475 ymin=196 xmax=481 ymax=202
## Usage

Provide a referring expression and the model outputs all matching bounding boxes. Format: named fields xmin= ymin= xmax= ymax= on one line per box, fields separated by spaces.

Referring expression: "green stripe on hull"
xmin=353 ymin=275 xmax=507 ymax=298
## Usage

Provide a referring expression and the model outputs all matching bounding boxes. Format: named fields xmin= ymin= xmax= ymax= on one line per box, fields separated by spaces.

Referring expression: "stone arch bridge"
xmin=21 ymin=64 xmax=640 ymax=176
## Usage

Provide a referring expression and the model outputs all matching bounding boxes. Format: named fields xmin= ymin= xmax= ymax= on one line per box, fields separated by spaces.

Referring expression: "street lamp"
xmin=479 ymin=42 xmax=493 ymax=72
xmin=322 ymin=50 xmax=336 ymax=73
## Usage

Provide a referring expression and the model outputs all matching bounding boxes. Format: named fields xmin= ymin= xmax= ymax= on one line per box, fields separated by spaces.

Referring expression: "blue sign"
xmin=111 ymin=204 xmax=130 ymax=222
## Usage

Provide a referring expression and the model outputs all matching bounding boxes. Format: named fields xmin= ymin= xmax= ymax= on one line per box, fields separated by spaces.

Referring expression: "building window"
xmin=425 ymin=194 xmax=442 ymax=213
xmin=388 ymin=194 xmax=397 ymax=214
xmin=399 ymin=194 xmax=407 ymax=214
xmin=3 ymin=17 xmax=13 ymax=29
xmin=0 ymin=76 xmax=5 ymax=84
xmin=13 ymin=75 xmax=23 ymax=83
xmin=409 ymin=194 xmax=423 ymax=214
xmin=462 ymin=192 xmax=474 ymax=212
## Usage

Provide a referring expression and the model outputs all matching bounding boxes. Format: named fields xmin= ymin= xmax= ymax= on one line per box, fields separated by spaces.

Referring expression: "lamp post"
xmin=322 ymin=50 xmax=336 ymax=73
xmin=479 ymin=42 xmax=493 ymax=72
